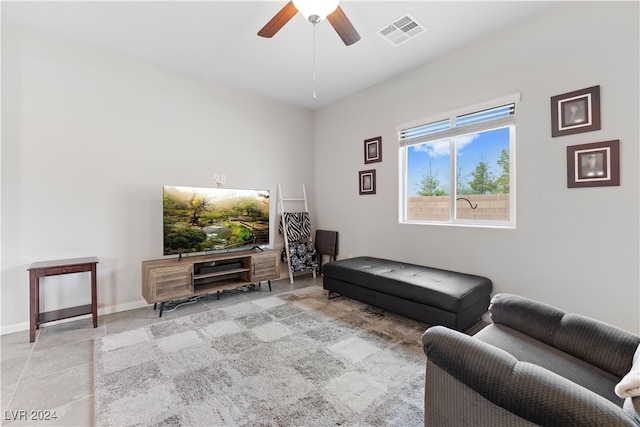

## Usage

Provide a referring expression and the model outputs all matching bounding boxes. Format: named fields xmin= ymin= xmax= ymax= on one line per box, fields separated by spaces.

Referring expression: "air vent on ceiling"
xmin=378 ymin=14 xmax=427 ymax=46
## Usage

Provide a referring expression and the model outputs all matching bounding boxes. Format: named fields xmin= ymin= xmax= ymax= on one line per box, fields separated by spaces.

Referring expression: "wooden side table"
xmin=27 ymin=257 xmax=98 ymax=342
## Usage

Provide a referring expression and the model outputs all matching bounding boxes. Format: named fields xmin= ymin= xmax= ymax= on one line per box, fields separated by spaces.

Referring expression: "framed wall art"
xmin=551 ymin=85 xmax=601 ymax=137
xmin=359 ymin=169 xmax=376 ymax=195
xmin=567 ymin=140 xmax=619 ymax=188
xmin=364 ymin=136 xmax=382 ymax=164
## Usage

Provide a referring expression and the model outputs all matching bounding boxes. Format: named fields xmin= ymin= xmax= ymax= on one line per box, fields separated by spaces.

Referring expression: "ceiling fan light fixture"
xmin=293 ymin=0 xmax=340 ymax=23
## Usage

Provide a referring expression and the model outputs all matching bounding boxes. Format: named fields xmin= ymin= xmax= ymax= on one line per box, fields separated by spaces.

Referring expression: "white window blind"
xmin=399 ymin=103 xmax=516 ymax=147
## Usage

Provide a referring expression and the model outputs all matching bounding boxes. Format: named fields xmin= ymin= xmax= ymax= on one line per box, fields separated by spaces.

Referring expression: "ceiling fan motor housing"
xmin=293 ymin=0 xmax=340 ymax=23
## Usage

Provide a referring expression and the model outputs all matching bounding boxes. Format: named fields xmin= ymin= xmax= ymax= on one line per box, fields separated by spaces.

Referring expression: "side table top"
xmin=28 ymin=256 xmax=99 ymax=270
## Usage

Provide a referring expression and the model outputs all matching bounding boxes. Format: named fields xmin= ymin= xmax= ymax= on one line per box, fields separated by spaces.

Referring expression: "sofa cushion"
xmin=322 ymin=256 xmax=492 ymax=313
xmin=474 ymin=323 xmax=622 ymax=406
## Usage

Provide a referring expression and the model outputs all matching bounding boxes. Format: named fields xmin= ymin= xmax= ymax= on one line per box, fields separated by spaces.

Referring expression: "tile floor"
xmin=1 ymin=276 xmax=318 ymax=426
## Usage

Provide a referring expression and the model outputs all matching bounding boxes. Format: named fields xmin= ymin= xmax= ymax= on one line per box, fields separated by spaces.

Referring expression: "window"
xmin=398 ymin=94 xmax=519 ymax=227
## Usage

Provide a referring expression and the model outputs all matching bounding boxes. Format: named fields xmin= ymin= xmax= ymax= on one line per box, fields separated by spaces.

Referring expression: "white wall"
xmin=1 ymin=23 xmax=315 ymax=333
xmin=314 ymin=2 xmax=640 ymax=333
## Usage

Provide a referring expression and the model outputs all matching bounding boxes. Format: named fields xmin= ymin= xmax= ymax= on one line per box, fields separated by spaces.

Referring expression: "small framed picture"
xmin=364 ymin=136 xmax=382 ymax=164
xmin=551 ymin=85 xmax=601 ymax=137
xmin=359 ymin=169 xmax=376 ymax=195
xmin=567 ymin=140 xmax=619 ymax=188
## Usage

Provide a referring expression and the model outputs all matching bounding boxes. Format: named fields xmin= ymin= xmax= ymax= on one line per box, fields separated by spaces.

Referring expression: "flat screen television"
xmin=163 ymin=185 xmax=270 ymax=256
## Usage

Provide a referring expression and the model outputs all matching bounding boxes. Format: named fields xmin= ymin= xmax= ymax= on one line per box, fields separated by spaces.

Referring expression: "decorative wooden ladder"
xmin=277 ymin=184 xmax=317 ymax=284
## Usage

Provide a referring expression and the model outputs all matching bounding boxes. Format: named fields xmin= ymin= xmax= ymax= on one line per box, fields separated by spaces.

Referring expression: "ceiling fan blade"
xmin=326 ymin=5 xmax=361 ymax=46
xmin=258 ymin=1 xmax=298 ymax=38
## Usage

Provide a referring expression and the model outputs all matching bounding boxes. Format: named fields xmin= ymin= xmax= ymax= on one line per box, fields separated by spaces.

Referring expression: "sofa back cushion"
xmin=554 ymin=314 xmax=639 ymax=380
xmin=488 ymin=293 xmax=564 ymax=341
xmin=489 ymin=293 xmax=640 ymax=378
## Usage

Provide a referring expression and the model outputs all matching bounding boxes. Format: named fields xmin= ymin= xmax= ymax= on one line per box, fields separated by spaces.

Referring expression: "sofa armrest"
xmin=489 ymin=293 xmax=640 ymax=377
xmin=422 ymin=326 xmax=638 ymax=426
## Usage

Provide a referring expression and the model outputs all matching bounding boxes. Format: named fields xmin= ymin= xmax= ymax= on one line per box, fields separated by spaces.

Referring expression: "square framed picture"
xmin=567 ymin=140 xmax=619 ymax=188
xmin=364 ymin=136 xmax=382 ymax=164
xmin=551 ymin=85 xmax=601 ymax=137
xmin=359 ymin=169 xmax=376 ymax=195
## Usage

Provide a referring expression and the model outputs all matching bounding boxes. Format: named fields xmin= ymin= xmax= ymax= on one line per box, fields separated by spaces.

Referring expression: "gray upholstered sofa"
xmin=422 ymin=293 xmax=640 ymax=426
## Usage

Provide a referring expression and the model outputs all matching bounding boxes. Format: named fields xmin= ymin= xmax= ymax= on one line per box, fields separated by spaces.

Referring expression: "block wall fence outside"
xmin=407 ymin=194 xmax=510 ymax=221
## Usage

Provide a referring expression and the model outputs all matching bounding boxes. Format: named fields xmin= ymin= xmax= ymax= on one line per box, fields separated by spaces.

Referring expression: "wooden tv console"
xmin=142 ymin=249 xmax=279 ymax=317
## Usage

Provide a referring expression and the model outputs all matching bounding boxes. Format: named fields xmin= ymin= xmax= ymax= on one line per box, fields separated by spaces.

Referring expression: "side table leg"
xmin=29 ymin=271 xmax=37 ymax=343
xmin=91 ymin=263 xmax=98 ymax=328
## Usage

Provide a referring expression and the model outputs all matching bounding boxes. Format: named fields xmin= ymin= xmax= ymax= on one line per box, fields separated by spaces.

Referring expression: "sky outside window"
xmin=406 ymin=127 xmax=510 ymax=197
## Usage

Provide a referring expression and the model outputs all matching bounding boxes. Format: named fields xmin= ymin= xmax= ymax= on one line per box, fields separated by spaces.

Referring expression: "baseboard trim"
xmin=0 ymin=300 xmax=150 ymax=336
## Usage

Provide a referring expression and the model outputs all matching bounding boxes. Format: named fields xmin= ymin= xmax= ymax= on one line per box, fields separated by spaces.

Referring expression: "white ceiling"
xmin=2 ymin=1 xmax=559 ymax=110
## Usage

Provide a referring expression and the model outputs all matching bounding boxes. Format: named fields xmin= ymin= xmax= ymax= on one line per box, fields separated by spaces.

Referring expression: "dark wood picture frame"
xmin=359 ymin=169 xmax=376 ymax=195
xmin=364 ymin=136 xmax=382 ymax=164
xmin=551 ymin=85 xmax=601 ymax=137
xmin=567 ymin=140 xmax=619 ymax=188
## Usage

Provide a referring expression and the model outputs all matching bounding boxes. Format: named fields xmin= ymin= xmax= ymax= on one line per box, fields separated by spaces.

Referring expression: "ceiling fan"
xmin=258 ymin=0 xmax=361 ymax=46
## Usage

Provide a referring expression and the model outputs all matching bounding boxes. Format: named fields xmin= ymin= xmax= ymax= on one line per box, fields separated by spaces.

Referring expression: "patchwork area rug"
xmin=95 ymin=285 xmax=440 ymax=426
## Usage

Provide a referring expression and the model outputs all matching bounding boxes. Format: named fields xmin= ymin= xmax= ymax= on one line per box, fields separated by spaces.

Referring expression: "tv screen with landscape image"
xmin=163 ymin=186 xmax=270 ymax=256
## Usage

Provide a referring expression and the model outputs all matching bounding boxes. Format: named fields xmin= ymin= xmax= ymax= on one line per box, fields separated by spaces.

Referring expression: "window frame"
xmin=397 ymin=93 xmax=520 ymax=228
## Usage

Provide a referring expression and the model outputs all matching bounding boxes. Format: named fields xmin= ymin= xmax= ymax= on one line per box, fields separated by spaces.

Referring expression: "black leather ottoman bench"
xmin=322 ymin=256 xmax=493 ymax=331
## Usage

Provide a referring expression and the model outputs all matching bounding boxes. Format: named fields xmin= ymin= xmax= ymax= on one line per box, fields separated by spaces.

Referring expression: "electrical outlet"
xmin=214 ymin=173 xmax=220 ymax=183
xmin=220 ymin=174 xmax=226 ymax=184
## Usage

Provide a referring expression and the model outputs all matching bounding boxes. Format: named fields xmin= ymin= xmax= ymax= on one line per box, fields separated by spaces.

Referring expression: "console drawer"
xmin=44 ymin=265 xmax=87 ymax=276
